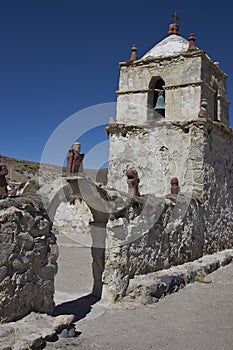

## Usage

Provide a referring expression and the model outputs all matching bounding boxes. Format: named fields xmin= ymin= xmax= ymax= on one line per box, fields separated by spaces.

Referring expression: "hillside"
xmin=0 ymin=155 xmax=108 ymax=185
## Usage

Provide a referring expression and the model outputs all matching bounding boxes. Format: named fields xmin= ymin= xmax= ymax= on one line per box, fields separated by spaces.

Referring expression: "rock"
xmin=52 ymin=315 xmax=75 ymax=333
xmin=12 ymin=342 xmax=28 ymax=350
xmin=16 ymin=178 xmax=40 ymax=196
xmin=0 ymin=325 xmax=15 ymax=338
xmin=59 ymin=326 xmax=76 ymax=338
xmin=195 ymin=270 xmax=212 ymax=283
xmin=0 ymin=266 xmax=7 ymax=283
xmin=28 ymin=335 xmax=46 ymax=350
xmin=67 ymin=327 xmax=76 ymax=338
xmin=44 ymin=332 xmax=58 ymax=342
xmin=0 ymin=331 xmax=13 ymax=349
xmin=0 ymin=312 xmax=63 ymax=349
xmin=12 ymin=335 xmax=46 ymax=350
xmin=16 ymin=233 xmax=34 ymax=251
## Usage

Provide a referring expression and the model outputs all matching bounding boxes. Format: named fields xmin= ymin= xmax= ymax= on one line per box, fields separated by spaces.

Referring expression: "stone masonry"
xmin=0 ymin=194 xmax=58 ymax=323
xmin=102 ymin=190 xmax=232 ymax=301
xmin=103 ymin=19 xmax=233 ymax=300
xmin=116 ymin=39 xmax=229 ymax=126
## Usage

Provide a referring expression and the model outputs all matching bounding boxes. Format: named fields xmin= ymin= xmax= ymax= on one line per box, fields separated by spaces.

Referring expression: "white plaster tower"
xmin=107 ymin=14 xmax=232 ymax=205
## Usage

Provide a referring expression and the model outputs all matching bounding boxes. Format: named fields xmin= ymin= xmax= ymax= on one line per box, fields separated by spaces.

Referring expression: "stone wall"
xmin=107 ymin=118 xmax=232 ymax=200
xmin=103 ymin=194 xmax=205 ymax=301
xmin=107 ymin=119 xmax=205 ymax=198
xmin=201 ymin=56 xmax=229 ymax=125
xmin=105 ymin=119 xmax=233 ymax=300
xmin=203 ymin=122 xmax=233 ymax=253
xmin=0 ymin=194 xmax=58 ymax=323
xmin=102 ymin=188 xmax=233 ymax=301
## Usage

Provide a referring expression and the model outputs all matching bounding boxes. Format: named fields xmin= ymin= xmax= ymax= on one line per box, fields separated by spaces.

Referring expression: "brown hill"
xmin=0 ymin=155 xmax=39 ymax=181
xmin=0 ymin=155 xmax=108 ymax=185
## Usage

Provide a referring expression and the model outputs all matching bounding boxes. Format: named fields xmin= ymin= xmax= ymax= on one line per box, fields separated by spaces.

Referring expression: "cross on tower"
xmin=172 ymin=11 xmax=180 ymax=24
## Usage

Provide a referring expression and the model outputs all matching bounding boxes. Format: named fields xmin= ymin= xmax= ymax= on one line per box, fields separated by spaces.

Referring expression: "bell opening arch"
xmin=148 ymin=77 xmax=165 ymax=118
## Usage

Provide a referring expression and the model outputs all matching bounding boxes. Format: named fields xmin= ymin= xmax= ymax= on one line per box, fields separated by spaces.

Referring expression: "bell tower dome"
xmin=116 ymin=13 xmax=230 ymax=126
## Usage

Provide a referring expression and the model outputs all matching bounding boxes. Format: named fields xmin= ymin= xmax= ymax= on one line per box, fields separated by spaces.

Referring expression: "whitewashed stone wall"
xmin=0 ymin=195 xmax=58 ymax=323
xmin=107 ymin=119 xmax=205 ymax=198
xmin=105 ymin=119 xmax=233 ymax=301
xmin=201 ymin=57 xmax=229 ymax=124
xmin=117 ymin=51 xmax=229 ymax=125
xmin=117 ymin=53 xmax=202 ymax=124
xmin=107 ymin=119 xmax=232 ymax=200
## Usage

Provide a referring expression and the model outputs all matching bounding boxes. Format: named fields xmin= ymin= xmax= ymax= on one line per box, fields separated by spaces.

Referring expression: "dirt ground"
xmin=47 ymin=232 xmax=233 ymax=350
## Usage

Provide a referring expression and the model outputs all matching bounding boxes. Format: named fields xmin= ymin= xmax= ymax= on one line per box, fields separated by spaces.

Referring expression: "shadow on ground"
xmin=52 ymin=293 xmax=100 ymax=322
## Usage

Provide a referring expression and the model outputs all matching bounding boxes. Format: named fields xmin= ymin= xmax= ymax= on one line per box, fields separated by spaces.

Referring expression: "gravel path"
xmin=46 ymin=233 xmax=233 ymax=350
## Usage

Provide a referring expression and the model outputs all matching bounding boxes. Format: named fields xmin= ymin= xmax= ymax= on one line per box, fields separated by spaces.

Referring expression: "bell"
xmin=154 ymin=91 xmax=165 ymax=113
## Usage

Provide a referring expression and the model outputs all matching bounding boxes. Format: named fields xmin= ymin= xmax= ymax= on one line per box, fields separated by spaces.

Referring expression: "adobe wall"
xmin=0 ymin=195 xmax=58 ymax=323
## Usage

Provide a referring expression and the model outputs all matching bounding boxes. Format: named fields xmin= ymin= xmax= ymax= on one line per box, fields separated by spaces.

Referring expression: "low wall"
xmin=103 ymin=192 xmax=233 ymax=301
xmin=0 ymin=194 xmax=58 ymax=323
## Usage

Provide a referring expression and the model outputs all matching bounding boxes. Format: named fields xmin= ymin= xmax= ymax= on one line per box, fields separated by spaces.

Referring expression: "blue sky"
xmin=1 ymin=0 xmax=233 ymax=168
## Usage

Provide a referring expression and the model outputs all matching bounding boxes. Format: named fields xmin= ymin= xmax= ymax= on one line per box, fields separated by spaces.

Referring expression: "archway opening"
xmin=51 ymin=200 xmax=99 ymax=321
xmin=148 ymin=77 xmax=165 ymax=117
xmin=49 ymin=178 xmax=107 ymax=322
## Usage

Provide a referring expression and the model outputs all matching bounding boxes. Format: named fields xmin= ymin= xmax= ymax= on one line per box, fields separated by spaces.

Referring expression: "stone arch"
xmin=148 ymin=77 xmax=165 ymax=117
xmin=45 ymin=175 xmax=111 ymax=300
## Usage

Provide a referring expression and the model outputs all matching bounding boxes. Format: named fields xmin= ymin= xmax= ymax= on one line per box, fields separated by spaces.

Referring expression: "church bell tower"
xmin=107 ymin=14 xmax=232 ymax=203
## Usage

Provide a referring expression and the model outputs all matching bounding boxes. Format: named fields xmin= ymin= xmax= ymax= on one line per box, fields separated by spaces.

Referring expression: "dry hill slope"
xmin=0 ymin=155 xmax=108 ymax=185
